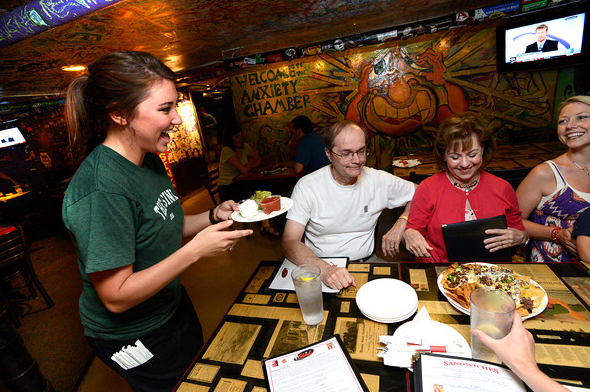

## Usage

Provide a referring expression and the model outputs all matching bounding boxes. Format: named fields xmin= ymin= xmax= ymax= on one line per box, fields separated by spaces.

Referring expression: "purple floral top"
xmin=530 ymin=161 xmax=590 ymax=262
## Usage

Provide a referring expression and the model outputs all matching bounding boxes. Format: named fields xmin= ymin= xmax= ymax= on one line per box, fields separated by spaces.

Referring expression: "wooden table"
xmin=233 ymin=167 xmax=302 ymax=199
xmin=390 ymin=141 xmax=567 ymax=179
xmin=234 ymin=167 xmax=301 ymax=183
xmin=175 ymin=261 xmax=590 ymax=392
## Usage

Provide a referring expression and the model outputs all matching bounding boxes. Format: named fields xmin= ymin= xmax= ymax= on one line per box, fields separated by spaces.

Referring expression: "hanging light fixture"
xmin=61 ymin=65 xmax=87 ymax=72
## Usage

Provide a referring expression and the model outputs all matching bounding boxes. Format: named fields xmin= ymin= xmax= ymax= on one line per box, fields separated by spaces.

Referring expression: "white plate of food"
xmin=437 ymin=262 xmax=548 ymax=320
xmin=392 ymin=159 xmax=421 ymax=168
xmin=231 ymin=197 xmax=293 ymax=223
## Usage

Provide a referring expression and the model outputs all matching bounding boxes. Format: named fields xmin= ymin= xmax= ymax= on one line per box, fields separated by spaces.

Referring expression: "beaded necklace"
xmin=453 ymin=179 xmax=479 ymax=191
xmin=447 ymin=172 xmax=480 ymax=192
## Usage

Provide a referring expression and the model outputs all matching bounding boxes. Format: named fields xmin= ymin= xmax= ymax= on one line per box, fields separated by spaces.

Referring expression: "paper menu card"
xmin=413 ymin=353 xmax=525 ymax=392
xmin=262 ymin=335 xmax=368 ymax=392
xmin=268 ymin=257 xmax=348 ymax=294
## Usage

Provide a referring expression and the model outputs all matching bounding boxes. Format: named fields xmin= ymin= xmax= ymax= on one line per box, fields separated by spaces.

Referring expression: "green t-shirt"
xmin=218 ymin=143 xmax=253 ymax=186
xmin=62 ymin=145 xmax=184 ymax=340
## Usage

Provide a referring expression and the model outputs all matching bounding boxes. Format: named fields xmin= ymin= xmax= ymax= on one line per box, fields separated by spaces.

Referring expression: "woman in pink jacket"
xmin=403 ymin=112 xmax=528 ymax=262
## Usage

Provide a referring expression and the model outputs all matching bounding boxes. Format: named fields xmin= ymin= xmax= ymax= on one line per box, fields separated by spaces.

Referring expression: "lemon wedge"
xmin=300 ymin=277 xmax=314 ymax=281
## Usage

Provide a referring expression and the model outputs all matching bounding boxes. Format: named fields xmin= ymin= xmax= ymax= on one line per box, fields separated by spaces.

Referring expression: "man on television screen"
xmin=525 ymin=24 xmax=559 ymax=53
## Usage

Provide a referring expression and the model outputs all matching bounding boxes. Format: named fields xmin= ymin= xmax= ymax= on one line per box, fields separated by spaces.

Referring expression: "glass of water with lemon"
xmin=291 ymin=264 xmax=324 ymax=325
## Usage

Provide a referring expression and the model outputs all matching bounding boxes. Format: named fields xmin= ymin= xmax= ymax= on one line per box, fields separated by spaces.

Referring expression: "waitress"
xmin=62 ymin=51 xmax=252 ymax=391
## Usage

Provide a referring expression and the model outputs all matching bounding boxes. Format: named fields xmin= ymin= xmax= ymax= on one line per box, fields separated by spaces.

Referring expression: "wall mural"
xmin=231 ymin=21 xmax=559 ymax=170
xmin=166 ymin=94 xmax=204 ymax=165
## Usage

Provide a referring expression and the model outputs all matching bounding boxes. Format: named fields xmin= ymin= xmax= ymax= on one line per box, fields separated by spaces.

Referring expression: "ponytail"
xmin=64 ymin=51 xmax=177 ymax=165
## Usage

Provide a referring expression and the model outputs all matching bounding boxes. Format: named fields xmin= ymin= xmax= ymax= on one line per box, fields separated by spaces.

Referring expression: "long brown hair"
xmin=65 ymin=51 xmax=176 ymax=164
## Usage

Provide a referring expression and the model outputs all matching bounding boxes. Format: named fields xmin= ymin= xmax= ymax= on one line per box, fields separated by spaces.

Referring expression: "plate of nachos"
xmin=437 ymin=262 xmax=548 ymax=320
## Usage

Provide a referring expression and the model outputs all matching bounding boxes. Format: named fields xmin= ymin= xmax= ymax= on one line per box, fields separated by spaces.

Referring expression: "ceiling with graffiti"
xmin=0 ymin=0 xmax=503 ymax=103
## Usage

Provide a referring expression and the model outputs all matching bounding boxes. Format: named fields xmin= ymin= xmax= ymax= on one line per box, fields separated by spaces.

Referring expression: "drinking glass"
xmin=291 ymin=264 xmax=324 ymax=325
xmin=470 ymin=288 xmax=515 ymax=363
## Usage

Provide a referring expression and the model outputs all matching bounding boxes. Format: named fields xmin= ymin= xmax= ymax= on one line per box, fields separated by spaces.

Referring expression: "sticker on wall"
xmin=476 ymin=1 xmax=520 ymax=20
xmin=283 ymin=47 xmax=303 ymax=60
xmin=427 ymin=18 xmax=453 ymax=33
xmin=415 ymin=25 xmax=426 ymax=35
xmin=456 ymin=11 xmax=470 ymax=22
xmin=305 ymin=46 xmax=322 ymax=56
xmin=474 ymin=9 xmax=487 ymax=21
xmin=346 ymin=34 xmax=368 ymax=47
xmin=522 ymin=0 xmax=547 ymax=12
xmin=377 ymin=30 xmax=398 ymax=42
xmin=321 ymin=43 xmax=335 ymax=52
xmin=402 ymin=26 xmax=415 ymax=38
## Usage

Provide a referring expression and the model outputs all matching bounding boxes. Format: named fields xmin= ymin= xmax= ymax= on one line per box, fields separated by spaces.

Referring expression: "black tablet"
xmin=442 ymin=215 xmax=512 ymax=263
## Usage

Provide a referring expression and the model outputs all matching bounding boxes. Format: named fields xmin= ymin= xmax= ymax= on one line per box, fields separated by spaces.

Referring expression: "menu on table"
xmin=268 ymin=257 xmax=348 ymax=293
xmin=262 ymin=335 xmax=368 ymax=392
xmin=413 ymin=353 xmax=526 ymax=392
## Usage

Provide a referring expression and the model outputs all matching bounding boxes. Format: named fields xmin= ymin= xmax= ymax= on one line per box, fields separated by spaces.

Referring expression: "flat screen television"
xmin=0 ymin=126 xmax=26 ymax=149
xmin=496 ymin=3 xmax=590 ymax=73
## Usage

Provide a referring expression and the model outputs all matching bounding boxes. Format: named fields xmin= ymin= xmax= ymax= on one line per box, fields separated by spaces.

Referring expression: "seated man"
xmin=282 ymin=120 xmax=416 ymax=290
xmin=291 ymin=115 xmax=331 ymax=174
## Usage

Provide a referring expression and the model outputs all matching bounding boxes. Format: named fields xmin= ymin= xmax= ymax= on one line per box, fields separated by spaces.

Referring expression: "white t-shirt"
xmin=286 ymin=165 xmax=415 ymax=260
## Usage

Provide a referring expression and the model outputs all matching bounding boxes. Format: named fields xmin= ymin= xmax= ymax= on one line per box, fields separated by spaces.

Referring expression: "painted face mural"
xmin=231 ymin=24 xmax=558 ymax=170
xmin=345 ymin=45 xmax=468 ymax=138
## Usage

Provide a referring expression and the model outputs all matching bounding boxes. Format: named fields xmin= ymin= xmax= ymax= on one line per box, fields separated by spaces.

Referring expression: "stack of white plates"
xmin=355 ymin=279 xmax=418 ymax=323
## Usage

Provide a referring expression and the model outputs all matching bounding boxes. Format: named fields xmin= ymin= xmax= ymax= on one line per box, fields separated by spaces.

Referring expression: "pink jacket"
xmin=406 ymin=171 xmax=525 ymax=263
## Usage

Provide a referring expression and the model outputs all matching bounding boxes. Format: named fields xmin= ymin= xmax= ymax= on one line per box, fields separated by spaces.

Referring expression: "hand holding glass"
xmin=470 ymin=288 xmax=515 ymax=363
xmin=291 ymin=264 xmax=324 ymax=325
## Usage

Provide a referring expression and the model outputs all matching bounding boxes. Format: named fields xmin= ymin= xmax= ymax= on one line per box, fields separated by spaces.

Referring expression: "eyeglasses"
xmin=330 ymin=148 xmax=369 ymax=160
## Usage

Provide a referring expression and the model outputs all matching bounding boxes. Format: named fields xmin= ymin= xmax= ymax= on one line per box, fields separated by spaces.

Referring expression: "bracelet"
xmin=209 ymin=208 xmax=218 ymax=225
xmin=550 ymin=227 xmax=562 ymax=243
xmin=398 ymin=215 xmax=409 ymax=221
xmin=523 ymin=233 xmax=530 ymax=247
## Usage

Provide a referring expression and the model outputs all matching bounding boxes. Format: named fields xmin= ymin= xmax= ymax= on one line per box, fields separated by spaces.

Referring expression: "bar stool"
xmin=0 ymin=225 xmax=54 ymax=328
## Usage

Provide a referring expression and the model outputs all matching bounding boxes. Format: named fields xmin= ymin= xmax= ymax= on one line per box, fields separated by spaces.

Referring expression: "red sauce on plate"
xmin=260 ymin=196 xmax=281 ymax=214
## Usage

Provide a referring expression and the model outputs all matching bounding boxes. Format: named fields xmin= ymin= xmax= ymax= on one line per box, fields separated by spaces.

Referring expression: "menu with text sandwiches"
xmin=413 ymin=353 xmax=589 ymax=392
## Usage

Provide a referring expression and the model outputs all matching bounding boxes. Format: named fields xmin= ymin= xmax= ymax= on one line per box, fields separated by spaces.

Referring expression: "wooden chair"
xmin=0 ymin=226 xmax=54 ymax=327
xmin=485 ymin=167 xmax=533 ymax=190
xmin=201 ymin=168 xmax=252 ymax=238
xmin=202 ymin=167 xmax=220 ymax=206
xmin=409 ymin=172 xmax=433 ymax=184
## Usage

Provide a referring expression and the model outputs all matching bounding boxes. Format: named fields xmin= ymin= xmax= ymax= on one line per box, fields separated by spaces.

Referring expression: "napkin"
xmin=377 ymin=306 xmax=468 ymax=369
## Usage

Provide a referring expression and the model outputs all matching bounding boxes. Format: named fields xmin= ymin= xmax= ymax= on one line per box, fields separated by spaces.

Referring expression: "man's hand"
xmin=320 ymin=263 xmax=356 ymax=290
xmin=382 ymin=217 xmax=407 ymax=256
xmin=282 ymin=219 xmax=356 ymax=290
